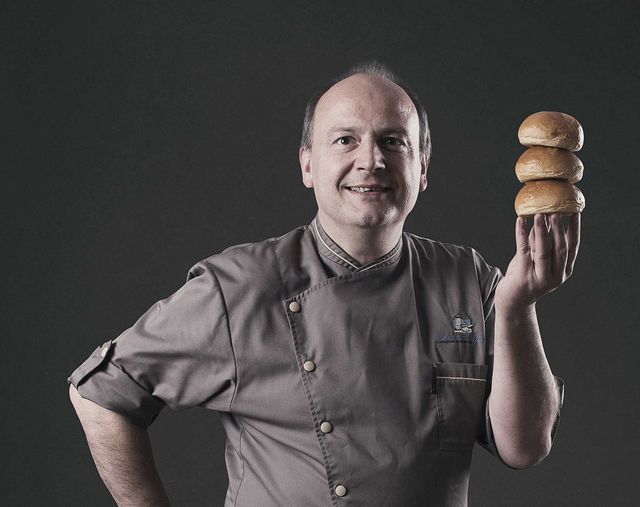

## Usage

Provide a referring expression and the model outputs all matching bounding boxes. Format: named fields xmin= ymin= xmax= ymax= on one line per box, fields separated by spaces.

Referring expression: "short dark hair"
xmin=300 ymin=60 xmax=432 ymax=161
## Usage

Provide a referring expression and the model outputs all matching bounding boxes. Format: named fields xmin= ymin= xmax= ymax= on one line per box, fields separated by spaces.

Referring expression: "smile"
xmin=345 ymin=186 xmax=390 ymax=193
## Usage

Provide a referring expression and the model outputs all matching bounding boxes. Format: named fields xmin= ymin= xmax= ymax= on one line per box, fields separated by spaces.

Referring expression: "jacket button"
xmin=335 ymin=484 xmax=347 ymax=497
xmin=303 ymin=360 xmax=316 ymax=372
xmin=289 ymin=301 xmax=301 ymax=312
xmin=320 ymin=421 xmax=333 ymax=433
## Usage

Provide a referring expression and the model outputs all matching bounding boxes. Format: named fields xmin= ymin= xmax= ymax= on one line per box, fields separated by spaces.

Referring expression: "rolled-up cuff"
xmin=67 ymin=339 xmax=165 ymax=429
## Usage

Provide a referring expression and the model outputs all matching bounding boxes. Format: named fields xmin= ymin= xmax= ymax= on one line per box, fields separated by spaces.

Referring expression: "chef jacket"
xmin=67 ymin=213 xmax=564 ymax=507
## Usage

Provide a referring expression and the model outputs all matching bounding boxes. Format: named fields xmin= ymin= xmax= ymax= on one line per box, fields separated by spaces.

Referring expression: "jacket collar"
xmin=310 ymin=213 xmax=403 ymax=273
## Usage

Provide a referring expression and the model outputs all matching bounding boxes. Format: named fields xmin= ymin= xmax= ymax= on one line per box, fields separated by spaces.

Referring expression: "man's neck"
xmin=317 ymin=212 xmax=402 ymax=265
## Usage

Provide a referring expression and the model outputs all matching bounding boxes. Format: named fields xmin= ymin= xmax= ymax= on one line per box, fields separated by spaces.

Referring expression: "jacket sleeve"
xmin=470 ymin=248 xmax=565 ymax=468
xmin=67 ymin=259 xmax=237 ymax=429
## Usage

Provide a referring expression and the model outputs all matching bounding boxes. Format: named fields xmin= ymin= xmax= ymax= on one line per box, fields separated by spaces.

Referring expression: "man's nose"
xmin=354 ymin=139 xmax=385 ymax=172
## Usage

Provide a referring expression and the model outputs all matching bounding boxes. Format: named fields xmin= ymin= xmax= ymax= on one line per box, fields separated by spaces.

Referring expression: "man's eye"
xmin=383 ymin=137 xmax=404 ymax=146
xmin=337 ymin=136 xmax=352 ymax=145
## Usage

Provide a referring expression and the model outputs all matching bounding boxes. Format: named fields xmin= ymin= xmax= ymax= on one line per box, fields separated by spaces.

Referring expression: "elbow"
xmin=499 ymin=438 xmax=552 ymax=470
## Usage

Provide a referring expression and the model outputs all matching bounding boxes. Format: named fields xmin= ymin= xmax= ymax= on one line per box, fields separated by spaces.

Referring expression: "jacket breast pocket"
xmin=432 ymin=362 xmax=489 ymax=452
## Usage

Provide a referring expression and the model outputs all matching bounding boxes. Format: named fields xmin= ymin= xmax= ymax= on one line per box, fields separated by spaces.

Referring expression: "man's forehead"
xmin=315 ymin=74 xmax=417 ymax=129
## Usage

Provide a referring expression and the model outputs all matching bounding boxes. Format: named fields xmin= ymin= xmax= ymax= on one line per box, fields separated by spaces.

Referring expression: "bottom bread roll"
xmin=514 ymin=179 xmax=585 ymax=216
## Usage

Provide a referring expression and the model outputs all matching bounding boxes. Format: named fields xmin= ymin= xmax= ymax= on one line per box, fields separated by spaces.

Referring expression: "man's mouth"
xmin=345 ymin=185 xmax=390 ymax=193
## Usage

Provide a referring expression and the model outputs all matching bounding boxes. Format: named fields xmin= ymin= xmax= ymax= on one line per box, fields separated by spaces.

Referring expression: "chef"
xmin=68 ymin=61 xmax=578 ymax=506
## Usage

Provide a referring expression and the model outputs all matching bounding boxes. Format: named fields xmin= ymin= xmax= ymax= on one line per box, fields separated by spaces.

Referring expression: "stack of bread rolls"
xmin=514 ymin=111 xmax=586 ymax=216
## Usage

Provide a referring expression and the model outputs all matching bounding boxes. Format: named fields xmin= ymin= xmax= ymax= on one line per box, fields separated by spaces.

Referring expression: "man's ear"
xmin=419 ymin=152 xmax=429 ymax=192
xmin=299 ymin=146 xmax=314 ymax=189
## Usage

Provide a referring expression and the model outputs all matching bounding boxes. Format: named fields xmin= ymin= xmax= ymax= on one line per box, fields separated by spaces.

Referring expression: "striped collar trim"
xmin=310 ymin=215 xmax=402 ymax=272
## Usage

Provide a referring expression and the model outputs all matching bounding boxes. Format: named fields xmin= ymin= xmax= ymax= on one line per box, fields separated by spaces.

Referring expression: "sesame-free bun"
xmin=518 ymin=111 xmax=584 ymax=151
xmin=514 ymin=180 xmax=585 ymax=216
xmin=515 ymin=146 xmax=584 ymax=183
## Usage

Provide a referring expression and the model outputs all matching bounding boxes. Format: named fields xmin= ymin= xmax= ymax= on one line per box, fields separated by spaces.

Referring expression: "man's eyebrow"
xmin=326 ymin=127 xmax=358 ymax=138
xmin=379 ymin=127 xmax=410 ymax=137
xmin=326 ymin=126 xmax=411 ymax=137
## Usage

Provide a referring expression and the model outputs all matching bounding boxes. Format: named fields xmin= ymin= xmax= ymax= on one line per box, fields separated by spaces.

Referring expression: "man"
xmin=68 ymin=61 xmax=578 ymax=506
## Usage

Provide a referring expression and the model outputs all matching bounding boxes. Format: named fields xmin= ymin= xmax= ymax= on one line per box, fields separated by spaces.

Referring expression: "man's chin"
xmin=318 ymin=204 xmax=401 ymax=231
xmin=347 ymin=210 xmax=396 ymax=229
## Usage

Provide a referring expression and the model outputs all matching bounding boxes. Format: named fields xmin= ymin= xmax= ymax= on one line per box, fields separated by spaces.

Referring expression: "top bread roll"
xmin=518 ymin=111 xmax=584 ymax=151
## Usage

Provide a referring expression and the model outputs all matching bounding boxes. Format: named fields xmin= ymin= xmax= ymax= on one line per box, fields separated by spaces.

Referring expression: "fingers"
xmin=527 ymin=217 xmax=536 ymax=256
xmin=515 ymin=216 xmax=531 ymax=255
xmin=565 ymin=213 xmax=581 ymax=277
xmin=551 ymin=213 xmax=569 ymax=280
xmin=533 ymin=213 xmax=553 ymax=280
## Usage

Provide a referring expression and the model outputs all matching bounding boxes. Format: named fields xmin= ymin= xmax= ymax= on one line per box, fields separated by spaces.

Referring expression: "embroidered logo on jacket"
xmin=453 ymin=313 xmax=474 ymax=334
xmin=436 ymin=313 xmax=485 ymax=344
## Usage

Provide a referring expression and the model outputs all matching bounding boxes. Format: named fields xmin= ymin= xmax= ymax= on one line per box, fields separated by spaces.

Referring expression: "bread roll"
xmin=515 ymin=146 xmax=583 ymax=183
xmin=514 ymin=180 xmax=585 ymax=216
xmin=518 ymin=111 xmax=584 ymax=151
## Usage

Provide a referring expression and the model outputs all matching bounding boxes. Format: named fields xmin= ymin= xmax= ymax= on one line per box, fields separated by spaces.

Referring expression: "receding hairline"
xmin=314 ymin=73 xmax=418 ymax=122
xmin=300 ymin=60 xmax=432 ymax=160
xmin=319 ymin=72 xmax=414 ymax=102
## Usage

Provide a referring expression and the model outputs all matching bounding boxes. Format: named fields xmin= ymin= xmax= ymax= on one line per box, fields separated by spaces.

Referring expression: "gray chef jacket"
xmin=68 ymin=214 xmax=564 ymax=507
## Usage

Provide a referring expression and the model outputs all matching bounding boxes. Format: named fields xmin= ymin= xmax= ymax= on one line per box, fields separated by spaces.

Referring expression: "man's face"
xmin=300 ymin=74 xmax=428 ymax=232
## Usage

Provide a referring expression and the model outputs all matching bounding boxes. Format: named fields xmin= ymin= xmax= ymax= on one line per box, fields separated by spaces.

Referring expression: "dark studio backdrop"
xmin=3 ymin=1 xmax=638 ymax=505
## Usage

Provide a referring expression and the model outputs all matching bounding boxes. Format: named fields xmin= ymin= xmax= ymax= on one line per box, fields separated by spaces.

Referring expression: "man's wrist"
xmin=494 ymin=292 xmax=536 ymax=322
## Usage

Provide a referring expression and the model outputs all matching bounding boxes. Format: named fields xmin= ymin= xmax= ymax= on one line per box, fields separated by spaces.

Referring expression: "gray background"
xmin=3 ymin=0 xmax=638 ymax=505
